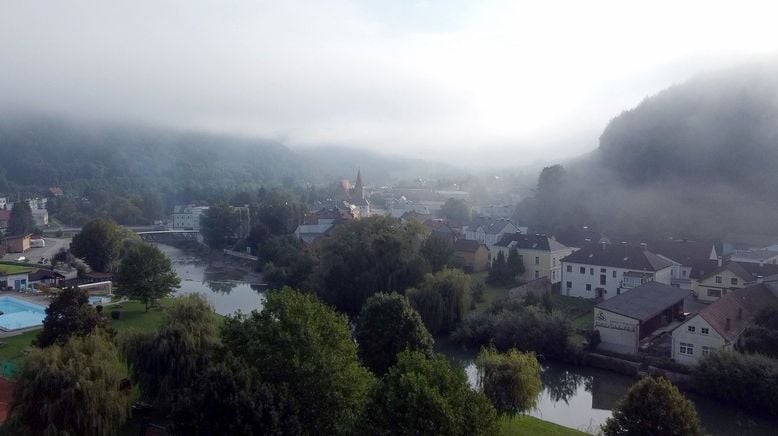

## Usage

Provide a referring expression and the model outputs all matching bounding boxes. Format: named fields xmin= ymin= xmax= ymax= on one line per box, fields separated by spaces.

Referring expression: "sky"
xmin=2 ymin=0 xmax=778 ymax=168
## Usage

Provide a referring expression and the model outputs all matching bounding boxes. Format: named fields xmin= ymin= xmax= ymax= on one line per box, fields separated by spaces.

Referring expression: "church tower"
xmin=353 ymin=169 xmax=364 ymax=199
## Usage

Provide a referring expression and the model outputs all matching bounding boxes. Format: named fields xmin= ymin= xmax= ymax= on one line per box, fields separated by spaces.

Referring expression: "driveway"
xmin=2 ymin=237 xmax=71 ymax=263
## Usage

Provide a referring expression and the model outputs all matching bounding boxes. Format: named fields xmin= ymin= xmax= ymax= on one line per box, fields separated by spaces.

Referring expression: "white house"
xmin=463 ymin=218 xmax=523 ymax=247
xmin=594 ymin=282 xmax=690 ymax=354
xmin=561 ymin=243 xmax=673 ymax=299
xmin=672 ymin=283 xmax=778 ymax=365
xmin=171 ymin=205 xmax=209 ymax=231
xmin=647 ymin=239 xmax=718 ymax=290
xmin=492 ymin=233 xmax=575 ymax=284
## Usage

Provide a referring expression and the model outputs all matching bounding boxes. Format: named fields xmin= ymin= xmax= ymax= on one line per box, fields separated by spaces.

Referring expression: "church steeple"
xmin=354 ymin=169 xmax=364 ymax=199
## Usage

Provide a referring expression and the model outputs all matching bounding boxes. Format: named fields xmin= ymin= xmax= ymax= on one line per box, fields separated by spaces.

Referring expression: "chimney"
xmin=717 ymin=256 xmax=722 ymax=267
xmin=738 ymin=307 xmax=743 ymax=320
xmin=725 ymin=318 xmax=731 ymax=331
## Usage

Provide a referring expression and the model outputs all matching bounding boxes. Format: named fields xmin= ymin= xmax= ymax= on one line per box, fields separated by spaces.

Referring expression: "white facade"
xmin=594 ymin=308 xmax=640 ymax=354
xmin=0 ymin=196 xmax=7 ymax=210
xmin=671 ymin=315 xmax=726 ymax=365
xmin=172 ymin=205 xmax=209 ymax=231
xmin=32 ymin=209 xmax=48 ymax=227
xmin=26 ymin=197 xmax=48 ymax=211
xmin=464 ymin=222 xmax=520 ymax=247
xmin=562 ymin=261 xmax=672 ymax=300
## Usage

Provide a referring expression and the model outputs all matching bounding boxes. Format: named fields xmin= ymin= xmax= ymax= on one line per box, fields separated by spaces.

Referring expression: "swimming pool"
xmin=0 ymin=297 xmax=47 ymax=331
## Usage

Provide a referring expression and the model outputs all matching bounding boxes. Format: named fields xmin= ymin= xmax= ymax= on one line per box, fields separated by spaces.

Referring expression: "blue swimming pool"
xmin=0 ymin=297 xmax=47 ymax=331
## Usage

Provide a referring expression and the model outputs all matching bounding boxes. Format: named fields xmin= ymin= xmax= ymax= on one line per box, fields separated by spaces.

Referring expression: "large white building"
xmin=463 ymin=218 xmax=525 ymax=248
xmin=672 ymin=282 xmax=778 ymax=365
xmin=171 ymin=205 xmax=209 ymax=231
xmin=561 ymin=243 xmax=673 ymax=300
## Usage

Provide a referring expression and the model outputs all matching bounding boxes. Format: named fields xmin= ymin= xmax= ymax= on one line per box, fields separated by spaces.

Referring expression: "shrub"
xmin=111 ymin=310 xmax=122 ymax=320
xmin=692 ymin=350 xmax=778 ymax=415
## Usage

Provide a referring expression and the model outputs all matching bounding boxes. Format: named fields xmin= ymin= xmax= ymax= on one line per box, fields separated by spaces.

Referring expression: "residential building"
xmin=171 ymin=205 xmax=209 ymax=231
xmin=454 ymin=239 xmax=489 ymax=273
xmin=26 ymin=197 xmax=47 ymax=211
xmin=294 ymin=205 xmax=354 ymax=245
xmin=561 ymin=243 xmax=673 ymax=299
xmin=672 ymin=283 xmax=778 ymax=365
xmin=492 ymin=233 xmax=575 ymax=284
xmin=422 ymin=218 xmax=458 ymax=245
xmin=463 ymin=217 xmax=523 ymax=247
xmin=594 ymin=282 xmax=690 ymax=354
xmin=0 ymin=265 xmax=33 ymax=290
xmin=689 ymin=260 xmax=778 ymax=302
xmin=48 ymin=187 xmax=64 ymax=197
xmin=647 ymin=239 xmax=719 ymax=290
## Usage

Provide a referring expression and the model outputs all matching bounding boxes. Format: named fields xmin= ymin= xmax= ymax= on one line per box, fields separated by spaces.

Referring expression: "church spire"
xmin=354 ymin=169 xmax=364 ymax=199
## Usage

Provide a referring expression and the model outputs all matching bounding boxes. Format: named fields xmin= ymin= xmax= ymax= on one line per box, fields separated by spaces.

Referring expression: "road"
xmin=1 ymin=237 xmax=71 ymax=263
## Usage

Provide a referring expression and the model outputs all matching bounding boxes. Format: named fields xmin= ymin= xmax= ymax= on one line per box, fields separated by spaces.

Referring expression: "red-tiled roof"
xmin=698 ymin=284 xmax=778 ymax=342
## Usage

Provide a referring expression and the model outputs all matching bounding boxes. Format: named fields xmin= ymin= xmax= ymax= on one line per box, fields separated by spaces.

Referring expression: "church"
xmin=338 ymin=170 xmax=370 ymax=218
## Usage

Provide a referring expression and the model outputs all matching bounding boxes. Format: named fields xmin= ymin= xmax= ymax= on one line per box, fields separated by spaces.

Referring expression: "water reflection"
xmin=540 ymin=365 xmax=592 ymax=405
xmin=154 ymin=243 xmax=266 ymax=316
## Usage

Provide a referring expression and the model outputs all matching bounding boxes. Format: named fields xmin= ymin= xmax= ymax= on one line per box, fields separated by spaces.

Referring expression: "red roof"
xmin=49 ymin=187 xmax=64 ymax=196
xmin=698 ymin=284 xmax=777 ymax=342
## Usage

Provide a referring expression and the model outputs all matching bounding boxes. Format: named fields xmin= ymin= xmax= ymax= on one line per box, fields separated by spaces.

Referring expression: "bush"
xmin=585 ymin=329 xmax=601 ymax=351
xmin=453 ymin=304 xmax=572 ymax=359
xmin=111 ymin=310 xmax=122 ymax=320
xmin=692 ymin=350 xmax=778 ymax=416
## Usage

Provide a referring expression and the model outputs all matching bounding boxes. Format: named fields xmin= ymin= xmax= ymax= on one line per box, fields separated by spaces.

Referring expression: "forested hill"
xmin=519 ymin=62 xmax=778 ymax=241
xmin=0 ymin=115 xmax=319 ymax=197
xmin=597 ymin=62 xmax=778 ymax=195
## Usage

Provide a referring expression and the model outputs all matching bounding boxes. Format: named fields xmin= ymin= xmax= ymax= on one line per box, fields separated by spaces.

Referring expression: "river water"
xmin=157 ymin=243 xmax=778 ymax=435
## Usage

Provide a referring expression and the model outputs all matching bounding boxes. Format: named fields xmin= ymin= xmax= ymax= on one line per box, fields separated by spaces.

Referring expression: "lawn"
xmin=0 ymin=298 xmax=223 ymax=376
xmin=469 ymin=272 xmax=512 ymax=313
xmin=0 ymin=264 xmax=35 ymax=275
xmin=500 ymin=415 xmax=589 ymax=435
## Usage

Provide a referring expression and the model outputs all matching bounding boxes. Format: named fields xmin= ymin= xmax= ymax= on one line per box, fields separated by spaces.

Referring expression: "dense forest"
xmin=518 ymin=62 xmax=778 ymax=241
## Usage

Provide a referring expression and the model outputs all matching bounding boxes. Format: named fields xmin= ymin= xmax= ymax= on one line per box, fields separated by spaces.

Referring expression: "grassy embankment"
xmin=499 ymin=415 xmax=590 ymax=435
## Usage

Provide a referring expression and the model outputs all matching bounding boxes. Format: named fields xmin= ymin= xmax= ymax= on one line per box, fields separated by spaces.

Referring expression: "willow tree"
xmin=6 ymin=333 xmax=131 ymax=436
xmin=476 ymin=346 xmax=542 ymax=415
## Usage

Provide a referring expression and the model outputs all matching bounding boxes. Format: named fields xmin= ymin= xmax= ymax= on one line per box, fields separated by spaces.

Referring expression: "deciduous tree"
xmin=221 ymin=288 xmax=373 ymax=434
xmin=407 ymin=268 xmax=471 ymax=335
xmin=200 ymin=202 xmax=240 ymax=249
xmin=7 ymin=333 xmax=132 ymax=436
xmin=116 ymin=242 xmax=180 ymax=310
xmin=603 ymin=376 xmax=704 ymax=436
xmin=6 ymin=201 xmax=35 ymax=236
xmin=359 ymin=350 xmax=498 ymax=436
xmin=354 ymin=292 xmax=434 ymax=374
xmin=476 ymin=346 xmax=542 ymax=415
xmin=35 ymin=287 xmax=111 ymax=347
xmin=70 ymin=218 xmax=137 ymax=272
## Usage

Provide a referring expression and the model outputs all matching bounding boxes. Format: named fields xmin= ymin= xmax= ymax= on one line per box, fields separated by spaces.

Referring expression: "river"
xmin=157 ymin=243 xmax=778 ymax=435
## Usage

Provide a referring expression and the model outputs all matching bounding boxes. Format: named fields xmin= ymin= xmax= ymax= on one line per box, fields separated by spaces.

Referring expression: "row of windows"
xmin=686 ymin=326 xmax=710 ymax=335
xmin=679 ymin=343 xmax=711 ymax=356
xmin=566 ymin=265 xmax=618 ymax=279
xmin=714 ymin=276 xmax=738 ymax=285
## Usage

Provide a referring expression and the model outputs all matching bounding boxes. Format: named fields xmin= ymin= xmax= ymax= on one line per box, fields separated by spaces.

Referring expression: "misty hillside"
xmin=0 ymin=115 xmax=450 ymax=198
xmin=521 ymin=62 xmax=778 ymax=241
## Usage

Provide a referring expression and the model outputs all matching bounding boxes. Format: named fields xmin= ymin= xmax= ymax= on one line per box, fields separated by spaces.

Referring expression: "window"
xmin=731 ymin=278 xmax=738 ymax=285
xmin=715 ymin=276 xmax=722 ymax=284
xmin=552 ymin=258 xmax=556 ymax=267
xmin=586 ymin=284 xmax=592 ymax=291
xmin=566 ymin=281 xmax=572 ymax=289
xmin=580 ymin=267 xmax=586 ymax=274
xmin=679 ymin=342 xmax=694 ymax=355
xmin=707 ymin=289 xmax=721 ymax=298
xmin=687 ymin=326 xmax=696 ymax=333
xmin=612 ymin=270 xmax=617 ymax=278
xmin=535 ymin=256 xmax=540 ymax=265
xmin=682 ymin=270 xmax=688 ymax=278
xmin=590 ymin=268 xmax=594 ymax=275
xmin=600 ymin=268 xmax=606 ymax=273
xmin=701 ymin=327 xmax=709 ymax=335
xmin=702 ymin=346 xmax=710 ymax=357
xmin=567 ymin=265 xmax=572 ymax=273
xmin=600 ymin=275 xmax=606 ymax=285
xmin=552 ymin=271 xmax=556 ymax=280
xmin=534 ymin=270 xmax=540 ymax=279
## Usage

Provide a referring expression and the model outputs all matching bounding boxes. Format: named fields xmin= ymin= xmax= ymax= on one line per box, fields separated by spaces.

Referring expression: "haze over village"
xmin=1 ymin=1 xmax=778 ymax=435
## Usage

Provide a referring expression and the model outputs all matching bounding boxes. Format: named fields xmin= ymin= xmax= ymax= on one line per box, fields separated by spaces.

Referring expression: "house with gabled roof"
xmin=453 ymin=239 xmax=489 ymax=273
xmin=463 ymin=217 xmax=523 ymax=247
xmin=493 ymin=233 xmax=575 ymax=284
xmin=647 ymin=239 xmax=718 ymax=290
xmin=689 ymin=260 xmax=778 ymax=302
xmin=672 ymin=282 xmax=778 ymax=365
xmin=561 ymin=242 xmax=673 ymax=300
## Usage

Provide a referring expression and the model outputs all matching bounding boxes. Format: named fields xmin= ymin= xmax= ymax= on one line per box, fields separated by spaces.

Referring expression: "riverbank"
xmin=500 ymin=416 xmax=589 ymax=435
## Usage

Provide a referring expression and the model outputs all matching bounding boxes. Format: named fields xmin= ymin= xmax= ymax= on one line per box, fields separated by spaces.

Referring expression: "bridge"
xmin=136 ymin=230 xmax=200 ymax=243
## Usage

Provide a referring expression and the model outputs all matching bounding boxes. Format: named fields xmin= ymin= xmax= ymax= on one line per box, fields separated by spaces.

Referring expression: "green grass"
xmin=499 ymin=415 xmax=589 ymax=435
xmin=469 ymin=272 xmax=512 ymax=313
xmin=0 ymin=264 xmax=35 ymax=275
